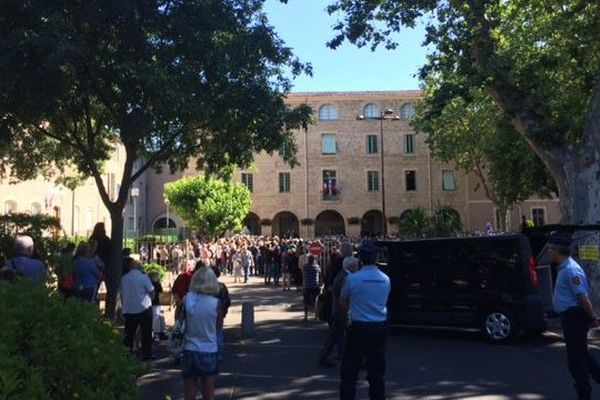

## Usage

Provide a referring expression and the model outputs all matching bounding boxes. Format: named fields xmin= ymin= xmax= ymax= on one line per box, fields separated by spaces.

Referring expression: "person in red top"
xmin=172 ymin=268 xmax=193 ymax=317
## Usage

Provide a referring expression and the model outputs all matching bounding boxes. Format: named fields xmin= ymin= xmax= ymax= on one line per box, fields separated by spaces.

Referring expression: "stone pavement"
xmin=137 ymin=274 xmax=593 ymax=400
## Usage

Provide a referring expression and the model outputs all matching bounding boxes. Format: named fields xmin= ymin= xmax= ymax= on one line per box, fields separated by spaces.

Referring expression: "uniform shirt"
xmin=7 ymin=256 xmax=47 ymax=282
xmin=341 ymin=265 xmax=390 ymax=323
xmin=120 ymin=269 xmax=154 ymax=314
xmin=553 ymin=257 xmax=589 ymax=314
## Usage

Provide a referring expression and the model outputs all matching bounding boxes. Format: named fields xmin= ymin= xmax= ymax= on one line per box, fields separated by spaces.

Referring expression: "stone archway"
xmin=315 ymin=210 xmax=346 ymax=236
xmin=361 ymin=209 xmax=383 ymax=237
xmin=153 ymin=217 xmax=177 ymax=229
xmin=242 ymin=212 xmax=261 ymax=235
xmin=272 ymin=211 xmax=299 ymax=238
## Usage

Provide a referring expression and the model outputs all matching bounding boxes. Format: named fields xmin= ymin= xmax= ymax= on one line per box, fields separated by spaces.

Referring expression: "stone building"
xmin=0 ymin=144 xmax=131 ymax=237
xmin=145 ymin=91 xmax=561 ymax=238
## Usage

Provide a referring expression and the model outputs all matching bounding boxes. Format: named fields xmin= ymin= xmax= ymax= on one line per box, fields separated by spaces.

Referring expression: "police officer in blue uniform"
xmin=550 ymin=234 xmax=600 ymax=400
xmin=339 ymin=241 xmax=391 ymax=400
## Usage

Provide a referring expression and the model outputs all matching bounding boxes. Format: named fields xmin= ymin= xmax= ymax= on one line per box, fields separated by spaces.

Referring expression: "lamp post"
xmin=131 ymin=187 xmax=139 ymax=236
xmin=357 ymin=109 xmax=401 ymax=238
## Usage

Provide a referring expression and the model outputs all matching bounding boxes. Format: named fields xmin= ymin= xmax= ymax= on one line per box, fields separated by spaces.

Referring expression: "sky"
xmin=263 ymin=0 xmax=429 ymax=93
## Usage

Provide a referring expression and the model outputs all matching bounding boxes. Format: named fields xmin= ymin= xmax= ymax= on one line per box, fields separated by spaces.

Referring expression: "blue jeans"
xmin=270 ymin=263 xmax=281 ymax=284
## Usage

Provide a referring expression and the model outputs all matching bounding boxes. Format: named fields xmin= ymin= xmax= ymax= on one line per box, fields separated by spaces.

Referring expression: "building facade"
xmin=145 ymin=91 xmax=561 ymax=238
xmin=0 ymin=144 xmax=129 ymax=237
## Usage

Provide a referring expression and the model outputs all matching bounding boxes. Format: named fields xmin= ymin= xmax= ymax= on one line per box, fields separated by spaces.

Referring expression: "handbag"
xmin=167 ymin=303 xmax=186 ymax=357
xmin=315 ymin=289 xmax=331 ymax=322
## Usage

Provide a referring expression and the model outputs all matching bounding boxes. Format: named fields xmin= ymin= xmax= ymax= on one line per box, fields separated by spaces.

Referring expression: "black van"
xmin=376 ymin=234 xmax=546 ymax=343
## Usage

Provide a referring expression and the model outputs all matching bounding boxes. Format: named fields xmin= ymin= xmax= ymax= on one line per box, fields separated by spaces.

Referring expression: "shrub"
xmin=0 ymin=280 xmax=143 ymax=399
xmin=143 ymin=262 xmax=167 ymax=280
xmin=0 ymin=213 xmax=62 ymax=269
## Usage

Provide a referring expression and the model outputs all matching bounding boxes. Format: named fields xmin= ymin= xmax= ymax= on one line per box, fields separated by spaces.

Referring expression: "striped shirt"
xmin=303 ymin=263 xmax=321 ymax=289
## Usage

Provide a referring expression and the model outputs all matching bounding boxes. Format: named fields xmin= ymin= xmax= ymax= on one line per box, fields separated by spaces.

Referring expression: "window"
xmin=241 ymin=173 xmax=253 ymax=193
xmin=401 ymin=103 xmax=416 ymax=120
xmin=532 ymin=208 xmax=545 ymax=226
xmin=279 ymin=172 xmax=291 ymax=193
xmin=404 ymin=134 xmax=416 ymax=154
xmin=323 ymin=170 xmax=338 ymax=200
xmin=318 ymin=104 xmax=338 ymax=121
xmin=363 ymin=103 xmax=380 ymax=119
xmin=442 ymin=170 xmax=456 ymax=191
xmin=321 ymin=134 xmax=337 ymax=154
xmin=366 ymin=135 xmax=379 ymax=154
xmin=4 ymin=200 xmax=17 ymax=214
xmin=405 ymin=170 xmax=417 ymax=191
xmin=30 ymin=202 xmax=42 ymax=215
xmin=367 ymin=171 xmax=380 ymax=192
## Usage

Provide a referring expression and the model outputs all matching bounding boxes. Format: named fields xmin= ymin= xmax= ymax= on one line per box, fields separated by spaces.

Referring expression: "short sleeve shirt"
xmin=341 ymin=265 xmax=390 ymax=322
xmin=120 ymin=270 xmax=154 ymax=314
xmin=8 ymin=256 xmax=47 ymax=282
xmin=553 ymin=257 xmax=589 ymax=314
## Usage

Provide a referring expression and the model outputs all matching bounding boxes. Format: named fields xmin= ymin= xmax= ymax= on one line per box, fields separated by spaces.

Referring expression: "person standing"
xmin=319 ymin=256 xmax=359 ymax=367
xmin=72 ymin=243 xmax=101 ymax=302
xmin=5 ymin=236 xmax=47 ymax=282
xmin=302 ymin=255 xmax=322 ymax=321
xmin=550 ymin=234 xmax=600 ymax=400
xmin=120 ymin=261 xmax=155 ymax=361
xmin=89 ymin=222 xmax=111 ymax=277
xmin=182 ymin=267 xmax=223 ymax=400
xmin=339 ymin=242 xmax=390 ymax=400
xmin=240 ymin=245 xmax=253 ymax=284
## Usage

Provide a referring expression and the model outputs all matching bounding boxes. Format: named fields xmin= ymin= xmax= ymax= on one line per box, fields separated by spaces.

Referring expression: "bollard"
xmin=241 ymin=301 xmax=255 ymax=338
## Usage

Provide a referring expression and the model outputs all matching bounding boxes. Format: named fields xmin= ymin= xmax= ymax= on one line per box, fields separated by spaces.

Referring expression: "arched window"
xmin=318 ymin=104 xmax=338 ymax=121
xmin=30 ymin=202 xmax=42 ymax=215
xmin=4 ymin=200 xmax=17 ymax=215
xmin=401 ymin=103 xmax=416 ymax=120
xmin=363 ymin=103 xmax=380 ymax=119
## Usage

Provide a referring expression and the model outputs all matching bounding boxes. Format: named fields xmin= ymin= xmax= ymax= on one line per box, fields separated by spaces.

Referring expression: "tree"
xmin=327 ymin=0 xmax=600 ymax=225
xmin=398 ymin=204 xmax=463 ymax=239
xmin=413 ymin=85 xmax=555 ymax=229
xmin=164 ymin=176 xmax=252 ymax=240
xmin=0 ymin=0 xmax=312 ymax=317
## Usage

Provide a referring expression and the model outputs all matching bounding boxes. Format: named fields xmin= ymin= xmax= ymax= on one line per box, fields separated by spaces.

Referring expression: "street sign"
xmin=309 ymin=242 xmax=324 ymax=256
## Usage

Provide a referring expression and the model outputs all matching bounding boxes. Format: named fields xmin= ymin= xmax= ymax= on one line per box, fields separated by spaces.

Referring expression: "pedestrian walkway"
xmin=138 ymin=275 xmax=346 ymax=399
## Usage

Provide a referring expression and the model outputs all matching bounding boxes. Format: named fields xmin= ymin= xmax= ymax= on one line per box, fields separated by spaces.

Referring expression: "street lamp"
xmin=131 ymin=187 xmax=139 ymax=235
xmin=357 ymin=109 xmax=401 ymax=237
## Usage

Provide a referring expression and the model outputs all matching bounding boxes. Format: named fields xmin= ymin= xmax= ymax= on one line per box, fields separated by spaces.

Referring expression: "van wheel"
xmin=481 ymin=309 xmax=517 ymax=343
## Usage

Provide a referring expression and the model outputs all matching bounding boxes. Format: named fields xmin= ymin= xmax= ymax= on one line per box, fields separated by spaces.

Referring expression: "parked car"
xmin=376 ymin=234 xmax=546 ymax=343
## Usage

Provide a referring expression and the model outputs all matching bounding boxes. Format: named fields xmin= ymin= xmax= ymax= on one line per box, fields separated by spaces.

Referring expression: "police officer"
xmin=339 ymin=241 xmax=391 ymax=400
xmin=550 ymin=234 xmax=600 ymax=400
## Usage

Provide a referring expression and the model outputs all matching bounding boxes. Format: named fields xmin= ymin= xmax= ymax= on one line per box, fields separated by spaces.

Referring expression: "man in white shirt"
xmin=121 ymin=261 xmax=155 ymax=360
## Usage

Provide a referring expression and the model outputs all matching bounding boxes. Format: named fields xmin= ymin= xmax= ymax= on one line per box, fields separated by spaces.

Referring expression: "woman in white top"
xmin=182 ymin=267 xmax=223 ymax=400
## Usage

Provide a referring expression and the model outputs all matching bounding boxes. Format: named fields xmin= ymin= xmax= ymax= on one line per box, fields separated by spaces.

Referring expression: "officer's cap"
xmin=358 ymin=241 xmax=378 ymax=257
xmin=548 ymin=233 xmax=571 ymax=247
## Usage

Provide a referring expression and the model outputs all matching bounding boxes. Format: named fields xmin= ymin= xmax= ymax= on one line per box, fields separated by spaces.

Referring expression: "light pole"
xmin=131 ymin=187 xmax=139 ymax=236
xmin=357 ymin=109 xmax=401 ymax=237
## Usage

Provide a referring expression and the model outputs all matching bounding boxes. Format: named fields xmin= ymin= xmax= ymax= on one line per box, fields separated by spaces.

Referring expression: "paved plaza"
xmin=137 ymin=275 xmax=594 ymax=400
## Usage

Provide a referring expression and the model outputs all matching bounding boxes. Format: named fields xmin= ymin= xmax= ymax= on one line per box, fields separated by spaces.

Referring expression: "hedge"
xmin=0 ymin=280 xmax=143 ymax=399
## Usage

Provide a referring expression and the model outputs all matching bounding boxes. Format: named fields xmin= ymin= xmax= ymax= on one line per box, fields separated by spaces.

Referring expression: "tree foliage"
xmin=327 ymin=0 xmax=600 ymax=223
xmin=398 ymin=204 xmax=463 ymax=239
xmin=164 ymin=176 xmax=252 ymax=240
xmin=413 ymin=86 xmax=555 ymax=221
xmin=0 ymin=0 xmax=313 ymax=317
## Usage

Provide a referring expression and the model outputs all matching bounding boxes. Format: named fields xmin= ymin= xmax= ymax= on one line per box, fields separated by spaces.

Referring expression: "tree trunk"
xmin=105 ymin=207 xmax=125 ymax=319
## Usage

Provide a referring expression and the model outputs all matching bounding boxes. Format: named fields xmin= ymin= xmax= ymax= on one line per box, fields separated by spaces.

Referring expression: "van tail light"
xmin=529 ymin=256 xmax=539 ymax=289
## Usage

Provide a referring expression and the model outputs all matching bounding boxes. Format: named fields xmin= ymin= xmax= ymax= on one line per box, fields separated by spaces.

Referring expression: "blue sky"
xmin=263 ymin=0 xmax=428 ymax=92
